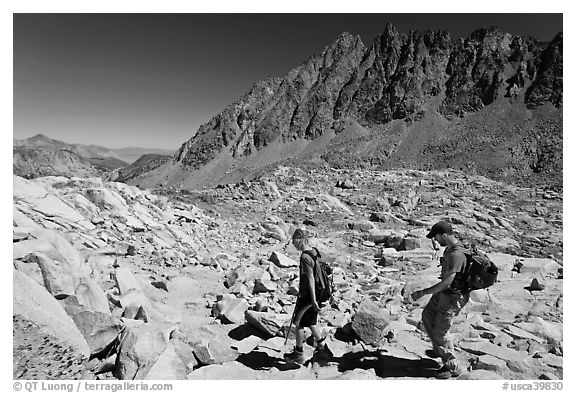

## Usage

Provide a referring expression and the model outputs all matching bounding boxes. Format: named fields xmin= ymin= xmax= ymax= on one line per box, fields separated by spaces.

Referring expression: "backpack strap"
xmin=302 ymin=247 xmax=321 ymax=261
xmin=302 ymin=250 xmax=316 ymax=262
xmin=302 ymin=248 xmax=327 ymax=290
xmin=452 ymin=245 xmax=472 ymax=292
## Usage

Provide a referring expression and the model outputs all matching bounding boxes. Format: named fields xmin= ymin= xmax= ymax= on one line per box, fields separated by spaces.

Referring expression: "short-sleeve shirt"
xmin=441 ymin=243 xmax=467 ymax=294
xmin=298 ymin=249 xmax=318 ymax=299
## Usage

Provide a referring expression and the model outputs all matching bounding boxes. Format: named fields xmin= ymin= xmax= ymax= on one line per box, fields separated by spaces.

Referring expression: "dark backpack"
xmin=458 ymin=244 xmax=499 ymax=291
xmin=302 ymin=248 xmax=334 ymax=304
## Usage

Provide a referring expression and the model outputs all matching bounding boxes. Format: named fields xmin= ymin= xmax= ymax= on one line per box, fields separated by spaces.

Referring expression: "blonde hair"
xmin=292 ymin=228 xmax=310 ymax=240
xmin=293 ymin=228 xmax=321 ymax=252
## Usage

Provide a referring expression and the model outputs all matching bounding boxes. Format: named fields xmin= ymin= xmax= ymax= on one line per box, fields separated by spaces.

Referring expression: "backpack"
xmin=458 ymin=244 xmax=499 ymax=291
xmin=302 ymin=248 xmax=334 ymax=304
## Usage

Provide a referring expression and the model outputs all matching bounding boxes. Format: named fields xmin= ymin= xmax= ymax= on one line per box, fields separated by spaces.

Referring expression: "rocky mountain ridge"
xmin=132 ymin=24 xmax=562 ymax=190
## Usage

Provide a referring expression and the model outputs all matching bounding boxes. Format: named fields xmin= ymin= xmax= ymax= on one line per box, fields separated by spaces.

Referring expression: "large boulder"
xmin=268 ymin=251 xmax=298 ymax=268
xmin=232 ymin=335 xmax=264 ymax=354
xmin=351 ymin=300 xmax=392 ymax=345
xmin=473 ymin=355 xmax=507 ymax=372
xmin=14 ymin=228 xmax=85 ymax=266
xmin=368 ymin=229 xmax=406 ymax=248
xmin=115 ymin=322 xmax=176 ymax=380
xmin=13 ymin=175 xmax=48 ymax=199
xmin=187 ymin=361 xmax=261 ymax=380
xmin=481 ymin=254 xmax=563 ymax=317
xmin=253 ymin=279 xmax=278 ymax=294
xmin=514 ymin=317 xmax=563 ymax=348
xmin=349 ymin=220 xmax=376 ymax=232
xmin=13 ymin=207 xmax=41 ymax=228
xmin=83 ymin=187 xmax=130 ymax=216
xmin=244 ymin=310 xmax=291 ymax=338
xmin=13 ymin=270 xmax=89 ymax=379
xmin=114 ymin=267 xmax=143 ymax=295
xmin=193 ymin=340 xmax=239 ymax=365
xmin=12 ymin=229 xmax=105 ymax=313
xmin=13 ymin=176 xmax=94 ymax=230
xmin=15 ymin=251 xmax=78 ymax=297
xmin=119 ymin=290 xmax=182 ymax=324
xmin=144 ymin=339 xmax=196 ymax=380
xmin=400 ymin=236 xmax=422 ymax=251
xmin=74 ymin=276 xmax=110 ymax=314
xmin=226 ymin=265 xmax=271 ymax=288
xmin=258 ymin=215 xmax=288 ymax=241
xmin=212 ymin=294 xmax=249 ymax=324
xmin=317 ymin=193 xmax=353 ymax=215
xmin=59 ymin=295 xmax=121 ymax=356
xmin=459 ymin=370 xmax=506 ymax=380
xmin=460 ymin=340 xmax=530 ymax=372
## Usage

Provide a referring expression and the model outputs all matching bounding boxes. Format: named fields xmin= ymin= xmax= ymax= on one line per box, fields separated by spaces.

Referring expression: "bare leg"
xmin=309 ymin=325 xmax=325 ymax=347
xmin=295 ymin=327 xmax=306 ymax=349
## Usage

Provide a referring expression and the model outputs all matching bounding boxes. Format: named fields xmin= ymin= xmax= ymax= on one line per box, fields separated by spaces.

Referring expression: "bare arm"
xmin=304 ymin=264 xmax=319 ymax=309
xmin=412 ymin=250 xmax=465 ymax=301
xmin=412 ymin=272 xmax=457 ymax=300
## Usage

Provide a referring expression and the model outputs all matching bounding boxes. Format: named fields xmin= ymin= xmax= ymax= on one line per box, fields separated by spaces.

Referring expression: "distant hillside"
xmin=110 ymin=148 xmax=176 ymax=164
xmin=130 ymin=25 xmax=562 ymax=191
xmin=13 ymin=145 xmax=97 ymax=179
xmin=13 ymin=134 xmax=130 ymax=178
xmin=104 ymin=154 xmax=172 ymax=183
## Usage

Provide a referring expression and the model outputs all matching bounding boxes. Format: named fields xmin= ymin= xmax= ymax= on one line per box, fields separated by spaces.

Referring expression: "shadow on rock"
xmin=333 ymin=350 xmax=441 ymax=378
xmin=228 ymin=324 xmax=270 ymax=341
xmin=333 ymin=324 xmax=360 ymax=343
xmin=236 ymin=351 xmax=301 ymax=371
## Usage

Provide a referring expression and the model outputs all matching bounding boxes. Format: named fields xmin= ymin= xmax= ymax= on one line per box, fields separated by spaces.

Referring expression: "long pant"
xmin=421 ymin=291 xmax=469 ymax=366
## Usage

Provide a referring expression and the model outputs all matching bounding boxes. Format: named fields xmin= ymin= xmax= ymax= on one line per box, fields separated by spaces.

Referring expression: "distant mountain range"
xmin=126 ymin=24 xmax=562 ymax=190
xmin=13 ymin=133 xmax=175 ymax=179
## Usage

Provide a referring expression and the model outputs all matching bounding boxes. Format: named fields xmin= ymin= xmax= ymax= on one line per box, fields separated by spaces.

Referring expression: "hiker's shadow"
xmin=228 ymin=324 xmax=270 ymax=341
xmin=236 ymin=350 xmax=301 ymax=371
xmin=332 ymin=350 xmax=440 ymax=378
xmin=236 ymin=348 xmax=441 ymax=377
xmin=230 ymin=326 xmax=301 ymax=372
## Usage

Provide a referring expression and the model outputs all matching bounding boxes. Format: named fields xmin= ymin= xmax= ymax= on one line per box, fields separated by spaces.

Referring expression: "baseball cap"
xmin=426 ymin=221 xmax=453 ymax=238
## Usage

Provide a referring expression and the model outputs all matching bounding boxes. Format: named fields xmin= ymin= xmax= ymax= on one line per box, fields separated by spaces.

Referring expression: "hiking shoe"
xmin=425 ymin=349 xmax=441 ymax=358
xmin=284 ymin=348 xmax=305 ymax=364
xmin=433 ymin=364 xmax=462 ymax=379
xmin=313 ymin=344 xmax=334 ymax=361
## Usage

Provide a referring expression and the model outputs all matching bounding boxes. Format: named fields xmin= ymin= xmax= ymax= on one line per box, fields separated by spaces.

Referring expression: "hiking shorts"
xmin=293 ymin=296 xmax=318 ymax=328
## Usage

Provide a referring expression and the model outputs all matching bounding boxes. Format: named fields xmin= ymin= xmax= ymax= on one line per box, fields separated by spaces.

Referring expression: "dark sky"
xmin=13 ymin=13 xmax=563 ymax=149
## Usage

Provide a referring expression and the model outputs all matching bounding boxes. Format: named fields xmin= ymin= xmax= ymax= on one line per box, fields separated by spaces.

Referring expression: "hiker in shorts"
xmin=411 ymin=221 xmax=470 ymax=379
xmin=283 ymin=228 xmax=331 ymax=364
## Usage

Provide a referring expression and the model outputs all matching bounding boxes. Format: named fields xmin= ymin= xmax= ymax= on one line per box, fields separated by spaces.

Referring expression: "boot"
xmin=284 ymin=347 xmax=305 ymax=364
xmin=434 ymin=357 xmax=462 ymax=379
xmin=313 ymin=338 xmax=333 ymax=361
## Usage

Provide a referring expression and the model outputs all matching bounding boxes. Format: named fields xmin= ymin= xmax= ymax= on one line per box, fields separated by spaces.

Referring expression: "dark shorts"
xmin=293 ymin=296 xmax=318 ymax=328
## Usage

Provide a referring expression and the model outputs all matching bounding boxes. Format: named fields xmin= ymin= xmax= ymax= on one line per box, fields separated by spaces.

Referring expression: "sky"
xmin=13 ymin=12 xmax=563 ymax=150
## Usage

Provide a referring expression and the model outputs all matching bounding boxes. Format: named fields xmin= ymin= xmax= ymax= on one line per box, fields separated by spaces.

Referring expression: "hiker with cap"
xmin=283 ymin=228 xmax=332 ymax=364
xmin=410 ymin=221 xmax=470 ymax=379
